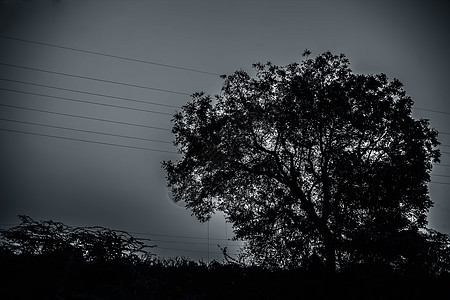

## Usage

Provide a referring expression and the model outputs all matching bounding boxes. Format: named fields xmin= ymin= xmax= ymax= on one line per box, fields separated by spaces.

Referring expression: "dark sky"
xmin=1 ymin=0 xmax=449 ymax=261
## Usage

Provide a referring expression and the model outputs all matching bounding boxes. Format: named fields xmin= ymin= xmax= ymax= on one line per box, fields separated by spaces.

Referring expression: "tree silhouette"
xmin=0 ymin=215 xmax=154 ymax=262
xmin=0 ymin=216 xmax=157 ymax=298
xmin=163 ymin=51 xmax=448 ymax=274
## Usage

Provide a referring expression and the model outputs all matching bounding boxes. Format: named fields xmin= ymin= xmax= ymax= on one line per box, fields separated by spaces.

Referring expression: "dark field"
xmin=1 ymin=251 xmax=449 ymax=299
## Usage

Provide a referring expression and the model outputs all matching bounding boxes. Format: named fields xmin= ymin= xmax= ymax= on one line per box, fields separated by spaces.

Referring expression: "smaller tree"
xmin=0 ymin=215 xmax=74 ymax=256
xmin=0 ymin=216 xmax=155 ymax=262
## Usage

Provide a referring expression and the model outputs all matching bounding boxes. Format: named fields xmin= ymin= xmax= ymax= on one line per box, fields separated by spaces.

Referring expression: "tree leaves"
xmin=163 ymin=51 xmax=446 ymax=274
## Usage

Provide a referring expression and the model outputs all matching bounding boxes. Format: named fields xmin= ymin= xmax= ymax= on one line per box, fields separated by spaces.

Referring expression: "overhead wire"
xmin=0 ymin=60 xmax=449 ymax=134
xmin=1 ymin=74 xmax=447 ymax=143
xmin=154 ymin=246 xmax=223 ymax=255
xmin=0 ymin=127 xmax=177 ymax=154
xmin=1 ymin=100 xmax=450 ymax=162
xmin=414 ymin=107 xmax=450 ymax=116
xmin=1 ymin=100 xmax=449 ymax=161
xmin=432 ymin=174 xmax=450 ymax=178
xmin=0 ymin=118 xmax=173 ymax=144
xmin=0 ymin=77 xmax=181 ymax=109
xmin=0 ymin=221 xmax=240 ymax=242
xmin=2 ymin=120 xmax=449 ymax=178
xmin=413 ymin=108 xmax=450 ymax=138
xmin=0 ymin=35 xmax=222 ymax=77
xmin=0 ymin=87 xmax=174 ymax=116
xmin=130 ymin=231 xmax=238 ymax=242
xmin=1 ymin=88 xmax=448 ymax=147
xmin=150 ymin=238 xmax=240 ymax=247
xmin=0 ymin=43 xmax=448 ymax=186
xmin=434 ymin=163 xmax=450 ymax=167
xmin=0 ymin=103 xmax=171 ymax=131
xmin=1 ymin=35 xmax=450 ymax=117
xmin=0 ymin=62 xmax=192 ymax=96
xmin=0 ymin=222 xmax=241 ymax=258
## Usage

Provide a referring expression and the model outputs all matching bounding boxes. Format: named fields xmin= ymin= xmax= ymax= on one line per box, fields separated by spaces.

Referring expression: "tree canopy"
xmin=162 ymin=51 xmax=447 ymax=274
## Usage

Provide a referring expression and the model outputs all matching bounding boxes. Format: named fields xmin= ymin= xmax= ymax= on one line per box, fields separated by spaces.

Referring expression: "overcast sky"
xmin=1 ymin=0 xmax=449 ymax=261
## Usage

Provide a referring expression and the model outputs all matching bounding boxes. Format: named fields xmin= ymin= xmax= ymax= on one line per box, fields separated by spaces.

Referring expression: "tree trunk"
xmin=290 ymin=181 xmax=337 ymax=274
xmin=302 ymin=203 xmax=337 ymax=274
xmin=323 ymin=235 xmax=336 ymax=275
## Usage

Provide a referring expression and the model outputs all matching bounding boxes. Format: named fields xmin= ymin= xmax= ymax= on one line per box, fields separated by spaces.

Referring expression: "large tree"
xmin=162 ymin=51 xmax=443 ymax=273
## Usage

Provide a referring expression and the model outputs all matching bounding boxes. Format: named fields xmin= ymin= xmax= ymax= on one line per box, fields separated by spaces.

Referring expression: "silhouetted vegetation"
xmin=2 ymin=52 xmax=450 ymax=298
xmin=163 ymin=51 xmax=447 ymax=275
xmin=0 ymin=216 xmax=449 ymax=299
xmin=0 ymin=215 xmax=154 ymax=262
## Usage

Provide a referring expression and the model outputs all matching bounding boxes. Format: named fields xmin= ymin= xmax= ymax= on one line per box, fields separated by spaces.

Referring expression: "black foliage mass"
xmin=0 ymin=216 xmax=449 ymax=299
xmin=162 ymin=51 xmax=446 ymax=274
xmin=0 ymin=215 xmax=154 ymax=262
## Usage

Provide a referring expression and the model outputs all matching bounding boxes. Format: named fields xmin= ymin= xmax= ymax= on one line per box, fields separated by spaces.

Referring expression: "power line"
xmin=431 ymin=174 xmax=450 ymax=178
xmin=0 ymin=77 xmax=181 ymax=109
xmin=150 ymin=238 xmax=240 ymax=247
xmin=0 ymin=222 xmax=241 ymax=244
xmin=5 ymin=86 xmax=447 ymax=143
xmin=434 ymin=163 xmax=450 ymax=167
xmin=0 ymin=127 xmax=177 ymax=154
xmin=0 ymin=103 xmax=171 ymax=131
xmin=1 ymin=104 xmax=447 ymax=160
xmin=429 ymin=181 xmax=450 ymax=186
xmin=415 ymin=107 xmax=450 ymax=116
xmin=1 ymin=103 xmax=448 ymax=163
xmin=0 ymin=118 xmax=173 ymax=144
xmin=0 ymin=62 xmax=192 ymax=96
xmin=0 ymin=87 xmax=174 ymax=116
xmin=0 ymin=35 xmax=222 ymax=77
xmin=130 ymin=231 xmax=237 ymax=242
xmin=150 ymin=239 xmax=212 ymax=246
xmin=154 ymin=246 xmax=223 ymax=255
xmin=1 ymin=65 xmax=449 ymax=124
xmin=0 ymin=221 xmax=239 ymax=241
xmin=0 ymin=39 xmax=448 ymax=117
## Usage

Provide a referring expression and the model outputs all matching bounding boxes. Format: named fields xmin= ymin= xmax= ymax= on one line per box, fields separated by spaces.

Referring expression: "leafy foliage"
xmin=0 ymin=217 xmax=448 ymax=298
xmin=163 ymin=51 xmax=446 ymax=273
xmin=0 ymin=215 xmax=154 ymax=262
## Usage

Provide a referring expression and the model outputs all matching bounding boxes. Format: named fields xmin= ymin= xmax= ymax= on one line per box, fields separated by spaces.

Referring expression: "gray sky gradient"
xmin=1 ymin=0 xmax=449 ymax=261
